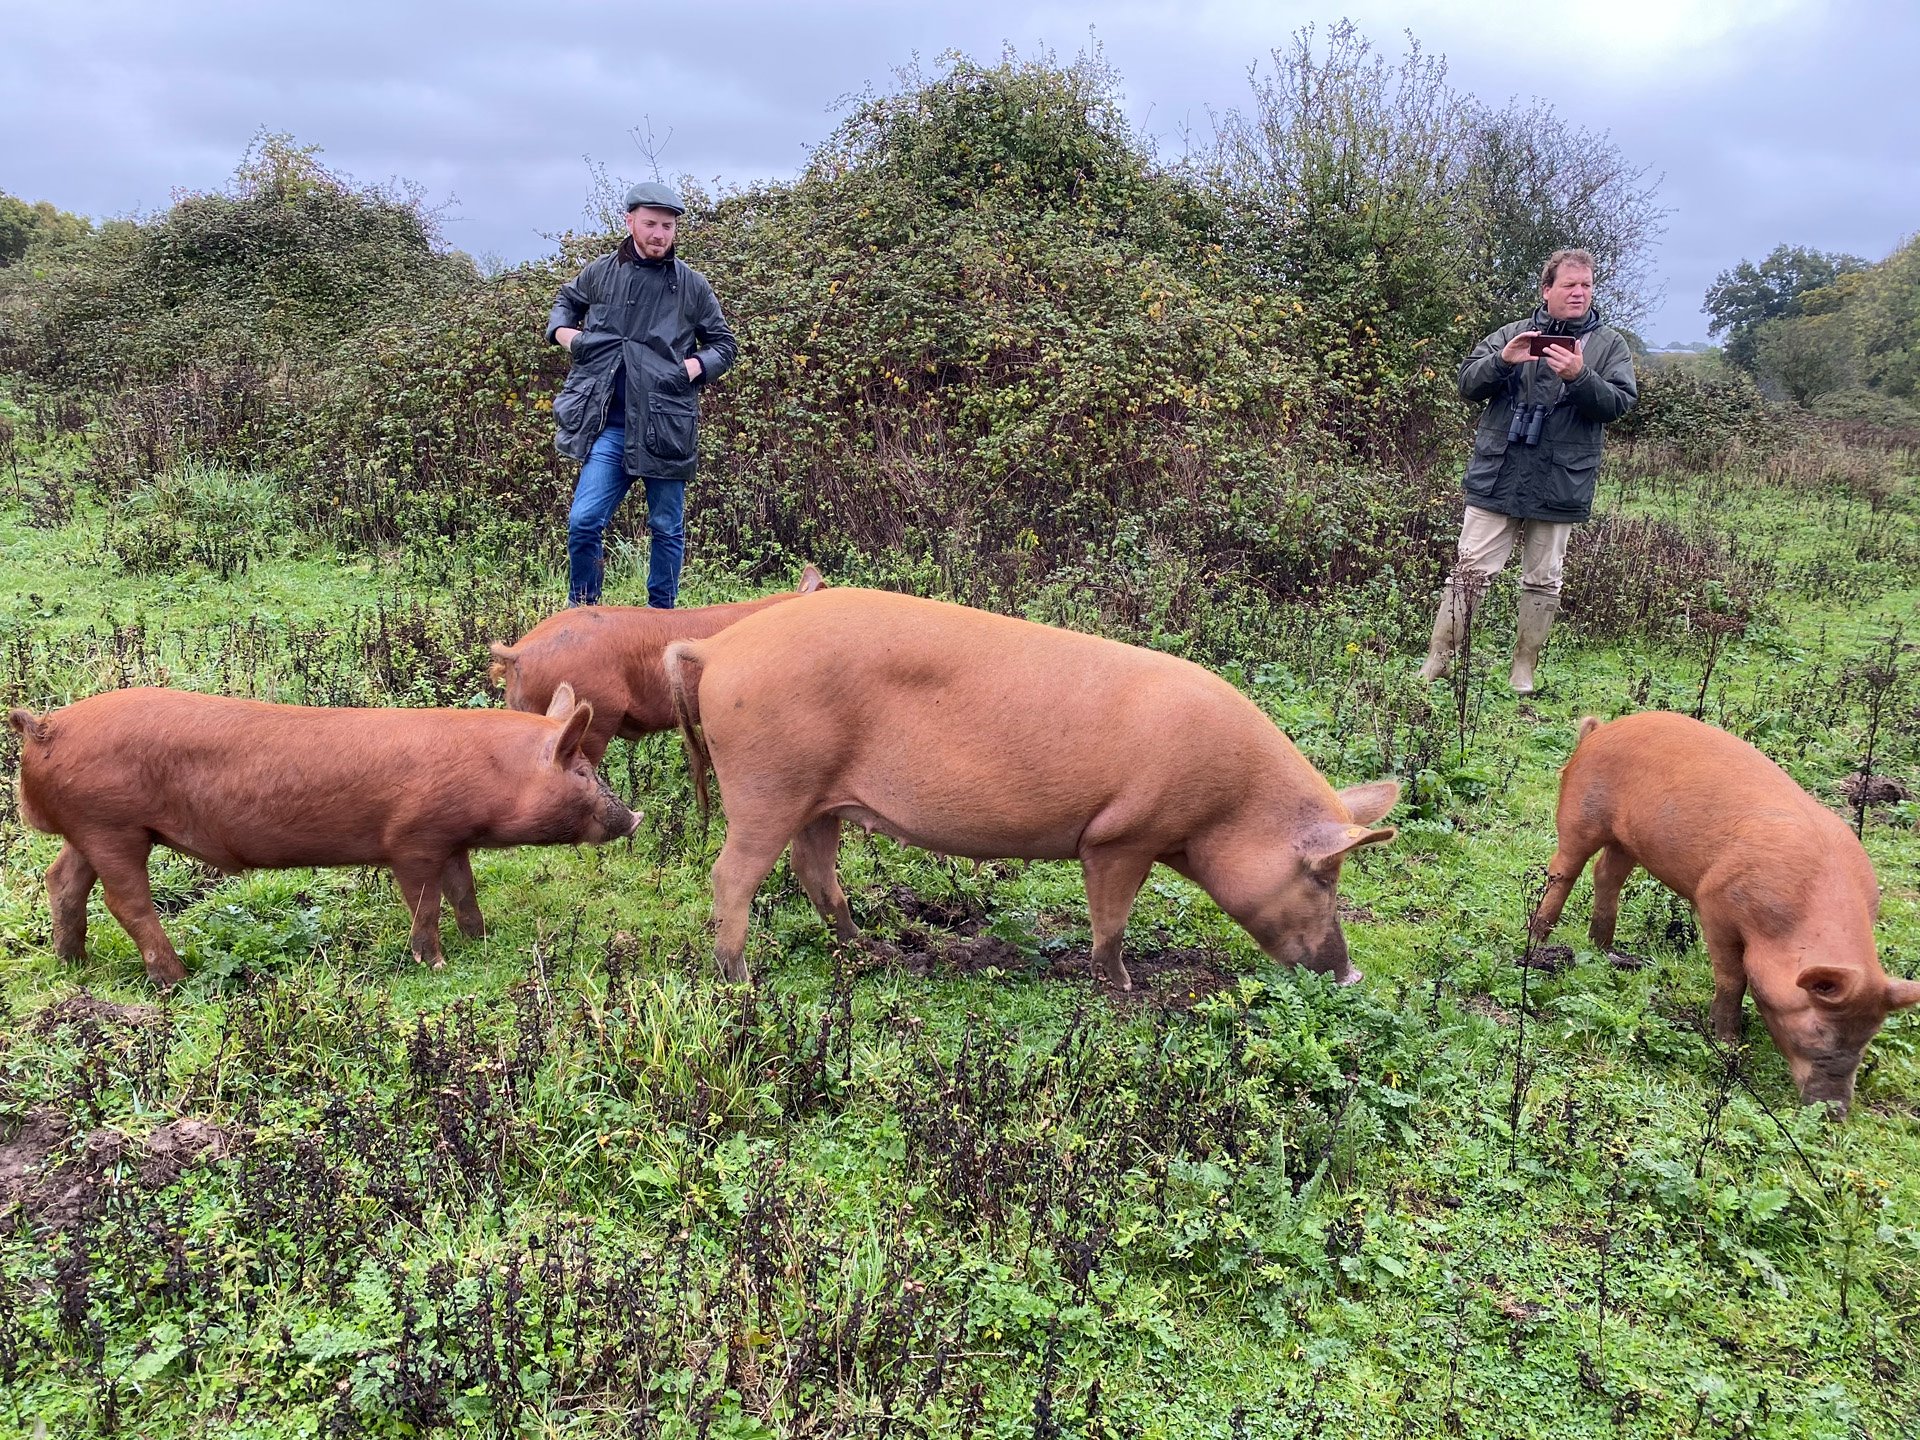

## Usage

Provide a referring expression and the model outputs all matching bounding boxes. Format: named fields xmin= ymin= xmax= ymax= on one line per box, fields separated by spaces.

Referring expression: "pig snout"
xmin=1787 ymin=1050 xmax=1862 ymax=1118
xmin=589 ymin=777 xmax=643 ymax=843
xmin=547 ymin=773 xmax=641 ymax=845
xmin=1290 ymin=925 xmax=1362 ymax=986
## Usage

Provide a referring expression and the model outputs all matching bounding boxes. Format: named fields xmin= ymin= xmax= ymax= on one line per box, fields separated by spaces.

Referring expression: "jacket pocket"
xmin=645 ymin=381 xmax=699 ymax=463
xmin=1544 ymin=442 xmax=1602 ymax=515
xmin=1463 ymin=429 xmax=1509 ymax=498
xmin=553 ymin=370 xmax=597 ymax=439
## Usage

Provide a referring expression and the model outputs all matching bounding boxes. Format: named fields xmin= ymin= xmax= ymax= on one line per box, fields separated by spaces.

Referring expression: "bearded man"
xmin=547 ymin=181 xmax=737 ymax=608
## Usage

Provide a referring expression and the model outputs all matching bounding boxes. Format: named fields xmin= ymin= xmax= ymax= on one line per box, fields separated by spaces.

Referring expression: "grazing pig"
xmin=490 ymin=565 xmax=826 ymax=764
xmin=8 ymin=685 xmax=641 ymax=987
xmin=663 ymin=589 xmax=1399 ymax=988
xmin=1529 ymin=711 xmax=1920 ymax=1114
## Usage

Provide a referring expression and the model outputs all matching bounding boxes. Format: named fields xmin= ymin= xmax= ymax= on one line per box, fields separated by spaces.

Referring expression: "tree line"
xmin=1705 ymin=237 xmax=1920 ymax=425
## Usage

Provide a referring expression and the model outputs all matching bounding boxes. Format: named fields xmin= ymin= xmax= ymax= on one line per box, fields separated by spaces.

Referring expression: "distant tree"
xmin=1452 ymin=99 xmax=1666 ymax=334
xmin=1703 ymin=243 xmax=1866 ymax=371
xmin=1854 ymin=231 xmax=1920 ymax=399
xmin=1753 ymin=310 xmax=1857 ymax=403
xmin=0 ymin=191 xmax=91 ymax=266
xmin=1612 ymin=325 xmax=1649 ymax=359
xmin=1201 ymin=22 xmax=1666 ymax=349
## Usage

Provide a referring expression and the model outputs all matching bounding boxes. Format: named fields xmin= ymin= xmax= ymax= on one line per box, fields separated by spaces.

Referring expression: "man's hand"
xmin=1500 ymin=332 xmax=1540 ymax=365
xmin=684 ymin=356 xmax=703 ymax=382
xmin=1540 ymin=343 xmax=1584 ymax=381
xmin=555 ymin=327 xmax=582 ymax=351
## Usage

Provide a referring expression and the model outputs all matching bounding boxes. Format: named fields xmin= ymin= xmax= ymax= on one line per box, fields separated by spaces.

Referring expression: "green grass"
xmin=3 ymin=437 xmax=1919 ymax=1439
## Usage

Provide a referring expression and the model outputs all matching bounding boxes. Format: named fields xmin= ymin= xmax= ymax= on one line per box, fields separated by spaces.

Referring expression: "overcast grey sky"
xmin=4 ymin=0 xmax=1915 ymax=344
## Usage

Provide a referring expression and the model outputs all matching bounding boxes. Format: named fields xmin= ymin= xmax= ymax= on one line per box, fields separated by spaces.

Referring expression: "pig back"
xmin=690 ymin=589 xmax=1340 ymax=856
xmin=1569 ymin=712 xmax=1877 ymax=923
xmin=498 ymin=589 xmax=818 ymax=744
xmin=18 ymin=688 xmax=567 ymax=870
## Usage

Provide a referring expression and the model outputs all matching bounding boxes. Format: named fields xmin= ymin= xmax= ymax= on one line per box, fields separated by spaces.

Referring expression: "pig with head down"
xmin=664 ymin=588 xmax=1398 ymax=988
xmin=9 ymin=686 xmax=639 ymax=986
xmin=1529 ymin=711 xmax=1919 ymax=1115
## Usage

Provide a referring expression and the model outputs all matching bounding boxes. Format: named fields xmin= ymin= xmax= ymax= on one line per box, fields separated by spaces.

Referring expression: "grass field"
xmin=3 ymin=413 xmax=1919 ymax=1438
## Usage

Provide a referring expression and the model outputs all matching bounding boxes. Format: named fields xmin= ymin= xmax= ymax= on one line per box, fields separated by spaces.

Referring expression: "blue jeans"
xmin=566 ymin=424 xmax=685 ymax=608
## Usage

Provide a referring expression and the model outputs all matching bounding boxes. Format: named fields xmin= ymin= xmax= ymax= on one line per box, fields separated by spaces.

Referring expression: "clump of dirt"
xmin=1065 ymin=947 xmax=1244 ymax=1011
xmin=0 ymin=1110 xmax=233 ymax=1233
xmin=0 ymin=1108 xmax=72 ymax=1227
xmin=1518 ymin=944 xmax=1575 ymax=975
xmin=1842 ymin=772 xmax=1910 ymax=808
xmin=885 ymin=926 xmax=1242 ymax=1011
xmin=912 ymin=932 xmax=1025 ymax=973
xmin=0 ymin=1113 xmax=117 ymax=1234
xmin=140 ymin=1118 xmax=232 ymax=1188
xmin=885 ymin=884 xmax=987 ymax=936
xmin=886 ymin=929 xmax=1023 ymax=979
xmin=29 ymin=993 xmax=163 ymax=1034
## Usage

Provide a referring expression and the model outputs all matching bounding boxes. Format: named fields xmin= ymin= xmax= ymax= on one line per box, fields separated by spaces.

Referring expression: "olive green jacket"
xmin=1457 ymin=311 xmax=1637 ymax=523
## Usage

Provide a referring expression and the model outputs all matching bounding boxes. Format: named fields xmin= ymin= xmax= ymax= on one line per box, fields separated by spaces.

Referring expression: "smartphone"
xmin=1527 ymin=333 xmax=1578 ymax=356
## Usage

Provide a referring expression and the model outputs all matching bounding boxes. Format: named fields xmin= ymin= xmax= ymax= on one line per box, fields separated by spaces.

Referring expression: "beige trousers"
xmin=1455 ymin=506 xmax=1574 ymax=595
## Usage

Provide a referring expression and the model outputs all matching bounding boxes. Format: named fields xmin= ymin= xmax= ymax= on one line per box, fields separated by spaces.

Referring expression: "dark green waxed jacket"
xmin=1456 ymin=309 xmax=1637 ymax=523
xmin=545 ymin=241 xmax=737 ymax=483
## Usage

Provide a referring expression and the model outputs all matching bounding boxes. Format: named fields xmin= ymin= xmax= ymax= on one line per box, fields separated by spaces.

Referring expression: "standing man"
xmin=547 ymin=181 xmax=737 ymax=608
xmin=1418 ymin=248 xmax=1638 ymax=694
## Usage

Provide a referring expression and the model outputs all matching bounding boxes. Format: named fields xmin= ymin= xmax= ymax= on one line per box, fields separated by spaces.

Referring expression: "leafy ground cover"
xmin=2 ymin=415 xmax=1918 ymax=1438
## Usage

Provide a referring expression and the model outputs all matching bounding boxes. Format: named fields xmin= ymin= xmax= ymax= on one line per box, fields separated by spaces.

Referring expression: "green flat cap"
xmin=624 ymin=181 xmax=685 ymax=215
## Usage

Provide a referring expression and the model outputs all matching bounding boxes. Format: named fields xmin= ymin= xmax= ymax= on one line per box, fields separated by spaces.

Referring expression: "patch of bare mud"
xmin=883 ymin=928 xmax=1243 ymax=1011
xmin=29 ymin=993 xmax=162 ymax=1034
xmin=0 ymin=1110 xmax=232 ymax=1233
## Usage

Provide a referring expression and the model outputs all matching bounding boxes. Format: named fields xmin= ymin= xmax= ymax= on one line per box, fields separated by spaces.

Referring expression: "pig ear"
xmin=1797 ymin=965 xmax=1861 ymax=1010
xmin=1337 ymin=780 xmax=1401 ymax=826
xmin=1886 ymin=977 xmax=1920 ymax=1010
xmin=1304 ymin=822 xmax=1397 ymax=870
xmin=543 ymin=682 xmax=577 ymax=719
xmin=553 ymin=702 xmax=594 ymax=764
xmin=797 ymin=564 xmax=826 ymax=593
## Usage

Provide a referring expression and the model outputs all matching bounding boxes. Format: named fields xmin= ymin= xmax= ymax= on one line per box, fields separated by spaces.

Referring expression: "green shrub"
xmin=1810 ymin=386 xmax=1920 ymax=433
xmin=0 ymin=134 xmax=473 ymax=390
xmin=102 ymin=464 xmax=280 ymax=579
xmin=253 ymin=52 xmax=1470 ymax=632
xmin=1614 ymin=365 xmax=1794 ymax=460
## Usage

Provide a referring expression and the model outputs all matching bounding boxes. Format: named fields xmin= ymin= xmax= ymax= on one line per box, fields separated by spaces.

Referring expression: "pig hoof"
xmin=146 ymin=957 xmax=188 ymax=988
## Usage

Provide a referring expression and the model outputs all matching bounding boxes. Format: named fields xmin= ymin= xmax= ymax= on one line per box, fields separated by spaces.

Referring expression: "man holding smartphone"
xmin=1418 ymin=248 xmax=1638 ymax=694
xmin=546 ymin=181 xmax=737 ymax=608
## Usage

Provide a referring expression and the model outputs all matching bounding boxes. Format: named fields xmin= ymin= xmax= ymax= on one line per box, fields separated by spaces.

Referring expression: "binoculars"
xmin=1506 ymin=402 xmax=1548 ymax=447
